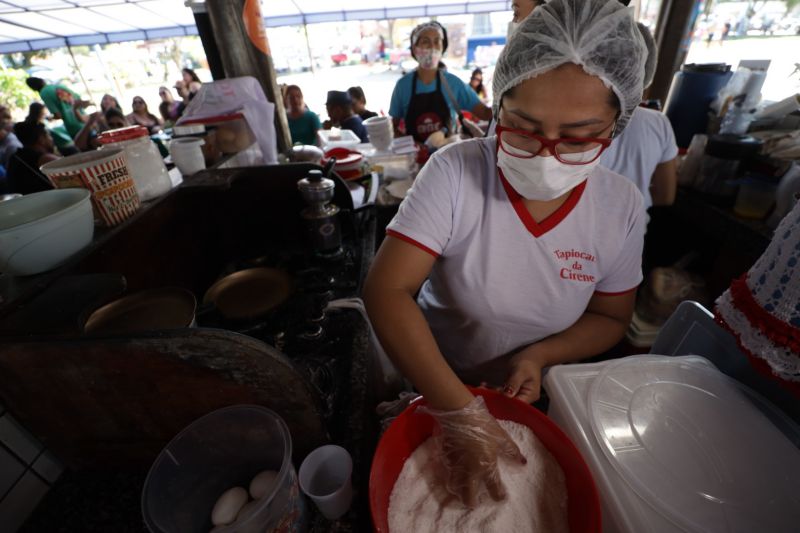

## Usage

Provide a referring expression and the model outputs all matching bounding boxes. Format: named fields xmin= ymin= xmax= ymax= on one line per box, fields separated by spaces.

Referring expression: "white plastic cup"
xmin=364 ymin=116 xmax=393 ymax=152
xmin=298 ymin=445 xmax=353 ymax=520
xmin=169 ymin=138 xmax=206 ymax=176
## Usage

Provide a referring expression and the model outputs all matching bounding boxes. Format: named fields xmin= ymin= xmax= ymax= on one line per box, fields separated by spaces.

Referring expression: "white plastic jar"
xmin=98 ymin=126 xmax=172 ymax=201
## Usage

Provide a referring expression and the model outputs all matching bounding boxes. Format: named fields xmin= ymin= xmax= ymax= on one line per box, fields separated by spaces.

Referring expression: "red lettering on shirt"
xmin=553 ymin=248 xmax=596 ymax=262
xmin=560 ymin=268 xmax=596 ymax=283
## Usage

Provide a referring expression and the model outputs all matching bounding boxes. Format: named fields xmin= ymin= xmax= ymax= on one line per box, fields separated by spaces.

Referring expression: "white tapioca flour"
xmin=387 ymin=420 xmax=568 ymax=533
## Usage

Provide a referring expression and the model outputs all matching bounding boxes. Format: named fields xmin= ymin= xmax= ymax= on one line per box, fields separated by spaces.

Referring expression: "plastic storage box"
xmin=544 ymin=355 xmax=800 ymax=533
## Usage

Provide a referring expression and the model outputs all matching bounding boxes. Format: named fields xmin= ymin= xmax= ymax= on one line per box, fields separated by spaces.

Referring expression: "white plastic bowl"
xmin=0 ymin=188 xmax=94 ymax=276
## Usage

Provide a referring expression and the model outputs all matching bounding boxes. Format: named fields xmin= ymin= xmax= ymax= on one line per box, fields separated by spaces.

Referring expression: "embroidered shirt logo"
xmin=554 ymin=248 xmax=597 ymax=283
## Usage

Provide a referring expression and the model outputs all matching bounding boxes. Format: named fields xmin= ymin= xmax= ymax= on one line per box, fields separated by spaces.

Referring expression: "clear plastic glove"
xmin=419 ymin=395 xmax=526 ymax=508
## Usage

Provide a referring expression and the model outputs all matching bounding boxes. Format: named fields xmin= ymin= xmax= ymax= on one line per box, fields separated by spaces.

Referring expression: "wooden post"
xmin=649 ymin=0 xmax=701 ymax=103
xmin=204 ymin=0 xmax=293 ymax=153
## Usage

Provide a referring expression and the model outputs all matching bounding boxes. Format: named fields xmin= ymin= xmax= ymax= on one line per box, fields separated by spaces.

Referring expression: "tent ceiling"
xmin=0 ymin=0 xmax=511 ymax=53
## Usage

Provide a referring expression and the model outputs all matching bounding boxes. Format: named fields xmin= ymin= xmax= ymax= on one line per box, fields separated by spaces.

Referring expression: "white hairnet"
xmin=637 ymin=22 xmax=657 ymax=88
xmin=492 ymin=0 xmax=647 ymax=136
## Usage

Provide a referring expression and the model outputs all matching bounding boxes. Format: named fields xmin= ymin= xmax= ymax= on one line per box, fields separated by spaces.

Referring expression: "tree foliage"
xmin=0 ymin=68 xmax=37 ymax=115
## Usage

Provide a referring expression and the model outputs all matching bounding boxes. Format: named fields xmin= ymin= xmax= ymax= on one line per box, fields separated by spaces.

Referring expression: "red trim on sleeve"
xmin=729 ymin=275 xmax=800 ymax=353
xmin=594 ymin=285 xmax=639 ymax=297
xmin=498 ymin=169 xmax=587 ymax=238
xmin=386 ymin=229 xmax=440 ymax=258
xmin=716 ymin=314 xmax=800 ymax=398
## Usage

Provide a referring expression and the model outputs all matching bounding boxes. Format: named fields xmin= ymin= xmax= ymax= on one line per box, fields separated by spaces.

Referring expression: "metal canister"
xmin=297 ymin=170 xmax=342 ymax=252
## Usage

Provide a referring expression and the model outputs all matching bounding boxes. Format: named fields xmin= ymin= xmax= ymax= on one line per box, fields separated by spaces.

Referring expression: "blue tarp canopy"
xmin=0 ymin=0 xmax=511 ymax=53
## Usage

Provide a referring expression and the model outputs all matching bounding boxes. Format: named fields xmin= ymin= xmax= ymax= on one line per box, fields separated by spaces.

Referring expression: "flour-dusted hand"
xmin=419 ymin=396 xmax=526 ymax=508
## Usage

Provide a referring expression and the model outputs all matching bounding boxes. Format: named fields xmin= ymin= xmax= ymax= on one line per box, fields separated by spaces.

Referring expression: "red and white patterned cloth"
xmin=715 ymin=200 xmax=800 ymax=396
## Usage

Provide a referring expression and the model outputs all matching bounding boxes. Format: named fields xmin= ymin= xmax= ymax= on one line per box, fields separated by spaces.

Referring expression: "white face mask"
xmin=414 ymin=47 xmax=442 ymax=69
xmin=507 ymin=20 xmax=520 ymax=38
xmin=496 ymin=142 xmax=601 ymax=201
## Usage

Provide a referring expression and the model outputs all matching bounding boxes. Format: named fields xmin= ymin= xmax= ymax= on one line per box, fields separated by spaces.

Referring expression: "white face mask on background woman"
xmin=496 ymin=142 xmax=602 ymax=201
xmin=414 ymin=47 xmax=443 ymax=70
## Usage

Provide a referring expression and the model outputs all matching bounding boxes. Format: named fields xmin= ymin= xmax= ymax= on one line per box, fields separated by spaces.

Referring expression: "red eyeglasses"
xmin=495 ymin=123 xmax=615 ymax=165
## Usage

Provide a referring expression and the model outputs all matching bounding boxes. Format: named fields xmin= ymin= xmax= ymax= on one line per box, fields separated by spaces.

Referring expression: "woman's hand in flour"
xmin=420 ymin=395 xmax=527 ymax=508
xmin=502 ymin=348 xmax=548 ymax=403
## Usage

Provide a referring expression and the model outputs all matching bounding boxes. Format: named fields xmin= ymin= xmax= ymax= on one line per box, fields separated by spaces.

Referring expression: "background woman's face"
xmin=499 ymin=63 xmax=617 ymax=143
xmin=415 ymin=29 xmax=443 ymax=51
xmin=287 ymin=89 xmax=303 ymax=110
xmin=101 ymin=94 xmax=116 ymax=110
xmin=107 ymin=116 xmax=127 ymax=130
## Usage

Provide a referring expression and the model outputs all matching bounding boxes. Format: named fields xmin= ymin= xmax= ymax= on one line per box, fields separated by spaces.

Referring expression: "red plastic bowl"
xmin=369 ymin=387 xmax=601 ymax=532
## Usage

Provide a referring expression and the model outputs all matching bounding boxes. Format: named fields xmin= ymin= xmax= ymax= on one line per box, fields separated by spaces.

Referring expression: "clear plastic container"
xmin=733 ymin=175 xmax=777 ymax=219
xmin=545 ymin=355 xmax=800 ymax=533
xmin=179 ymin=114 xmax=256 ymax=155
xmin=142 ymin=405 xmax=308 ymax=533
xmin=98 ymin=126 xmax=171 ymax=202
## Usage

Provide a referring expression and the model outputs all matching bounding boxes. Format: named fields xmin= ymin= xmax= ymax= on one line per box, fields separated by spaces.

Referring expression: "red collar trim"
xmin=498 ymin=168 xmax=587 ymax=238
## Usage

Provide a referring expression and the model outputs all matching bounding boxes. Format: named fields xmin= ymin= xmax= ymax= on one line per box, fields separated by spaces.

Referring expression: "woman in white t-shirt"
xmin=365 ymin=0 xmax=648 ymax=508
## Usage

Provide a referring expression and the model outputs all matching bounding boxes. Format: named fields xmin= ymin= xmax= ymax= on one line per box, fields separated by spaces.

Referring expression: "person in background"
xmin=325 ymin=90 xmax=368 ymax=143
xmin=348 ymin=86 xmax=378 ymax=121
xmin=104 ymin=108 xmax=129 ymax=131
xmin=0 ymin=106 xmax=22 ymax=172
xmin=5 ymin=121 xmax=58 ymax=195
xmin=469 ymin=68 xmax=488 ymax=102
xmin=182 ymin=68 xmax=201 ymax=86
xmin=285 ymin=85 xmax=321 ymax=146
xmin=25 ymin=77 xmax=90 ymax=140
xmin=173 ymin=81 xmax=190 ymax=118
xmin=365 ymin=0 xmax=647 ymax=506
xmin=389 ymin=21 xmax=492 ymax=142
xmin=25 ymin=102 xmax=79 ymax=156
xmin=508 ymin=0 xmax=544 ymax=36
xmin=126 ymin=96 xmax=162 ymax=134
xmin=598 ymin=22 xmax=678 ymax=209
xmin=158 ymin=86 xmax=181 ymax=124
xmin=100 ymin=94 xmax=122 ymax=114
xmin=188 ymin=81 xmax=202 ymax=101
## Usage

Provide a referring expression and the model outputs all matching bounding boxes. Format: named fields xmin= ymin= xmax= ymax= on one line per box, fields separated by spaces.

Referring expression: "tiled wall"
xmin=0 ymin=401 xmax=62 ymax=532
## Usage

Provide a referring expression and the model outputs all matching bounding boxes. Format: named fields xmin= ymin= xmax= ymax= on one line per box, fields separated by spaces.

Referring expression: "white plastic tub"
xmin=0 ymin=188 xmax=93 ymax=275
xmin=544 ymin=355 xmax=800 ymax=533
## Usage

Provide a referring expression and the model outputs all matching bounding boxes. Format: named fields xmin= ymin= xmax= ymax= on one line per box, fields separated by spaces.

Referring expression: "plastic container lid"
xmin=172 ymin=124 xmax=205 ymax=136
xmin=97 ymin=125 xmax=149 ymax=144
xmin=588 ymin=357 xmax=800 ymax=533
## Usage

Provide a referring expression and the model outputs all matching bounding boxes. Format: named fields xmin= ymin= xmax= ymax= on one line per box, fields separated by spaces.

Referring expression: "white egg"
xmin=211 ymin=486 xmax=249 ymax=526
xmin=236 ymin=499 xmax=262 ymax=522
xmin=249 ymin=469 xmax=280 ymax=500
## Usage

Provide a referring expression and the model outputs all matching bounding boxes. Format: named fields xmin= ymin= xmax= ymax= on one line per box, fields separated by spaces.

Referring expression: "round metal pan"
xmin=202 ymin=267 xmax=292 ymax=321
xmin=84 ymin=287 xmax=197 ymax=335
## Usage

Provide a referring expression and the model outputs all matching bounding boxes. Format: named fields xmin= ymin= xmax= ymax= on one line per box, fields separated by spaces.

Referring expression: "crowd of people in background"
xmin=0 ymin=68 xmax=203 ymax=195
xmin=283 ymin=83 xmax=380 ymax=147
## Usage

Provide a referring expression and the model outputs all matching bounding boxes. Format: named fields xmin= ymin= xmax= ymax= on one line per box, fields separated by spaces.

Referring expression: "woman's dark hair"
xmin=286 ymin=84 xmax=302 ymax=97
xmin=104 ymin=107 xmax=125 ymax=122
xmin=470 ymin=68 xmax=485 ymax=95
xmin=101 ymin=94 xmax=122 ymax=113
xmin=25 ymin=77 xmax=46 ymax=92
xmin=158 ymin=101 xmax=171 ymax=122
xmin=182 ymin=68 xmax=201 ymax=83
xmin=13 ymin=120 xmax=47 ymax=147
xmin=26 ymin=102 xmax=46 ymax=123
xmin=347 ymin=86 xmax=366 ymax=103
